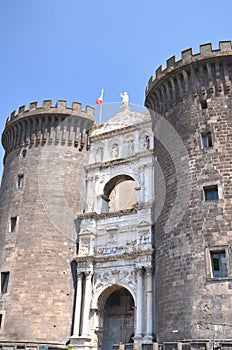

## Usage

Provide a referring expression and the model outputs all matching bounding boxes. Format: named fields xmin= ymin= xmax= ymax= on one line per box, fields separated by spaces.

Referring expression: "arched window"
xmin=103 ymin=175 xmax=136 ymax=213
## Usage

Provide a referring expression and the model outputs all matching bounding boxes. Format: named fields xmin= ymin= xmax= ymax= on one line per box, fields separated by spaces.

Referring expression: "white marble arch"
xmin=100 ymin=173 xmax=138 ymax=213
xmin=91 ymin=282 xmax=136 ymax=310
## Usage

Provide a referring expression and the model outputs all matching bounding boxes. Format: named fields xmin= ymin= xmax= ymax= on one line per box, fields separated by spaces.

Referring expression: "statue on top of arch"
xmin=120 ymin=91 xmax=130 ymax=112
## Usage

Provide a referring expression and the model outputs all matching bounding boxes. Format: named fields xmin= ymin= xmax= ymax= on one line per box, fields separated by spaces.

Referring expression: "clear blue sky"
xmin=0 ymin=0 xmax=232 ymax=177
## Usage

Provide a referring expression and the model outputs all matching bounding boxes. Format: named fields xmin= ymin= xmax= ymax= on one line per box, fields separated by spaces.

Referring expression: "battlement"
xmin=2 ymin=99 xmax=95 ymax=158
xmin=146 ymin=41 xmax=232 ymax=92
xmin=6 ymin=99 xmax=95 ymax=126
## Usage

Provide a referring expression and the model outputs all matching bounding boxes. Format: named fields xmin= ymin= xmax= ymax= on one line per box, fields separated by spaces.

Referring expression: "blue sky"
xmin=0 ymin=0 xmax=232 ymax=177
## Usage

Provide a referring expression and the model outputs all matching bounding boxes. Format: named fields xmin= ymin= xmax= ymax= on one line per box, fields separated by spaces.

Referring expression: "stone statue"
xmin=120 ymin=91 xmax=129 ymax=105
xmin=112 ymin=144 xmax=119 ymax=158
xmin=143 ymin=135 xmax=150 ymax=150
xmin=95 ymin=145 xmax=102 ymax=162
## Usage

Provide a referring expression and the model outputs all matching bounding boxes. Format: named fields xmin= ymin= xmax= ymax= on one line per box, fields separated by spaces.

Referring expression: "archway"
xmin=102 ymin=174 xmax=136 ymax=213
xmin=99 ymin=286 xmax=135 ymax=350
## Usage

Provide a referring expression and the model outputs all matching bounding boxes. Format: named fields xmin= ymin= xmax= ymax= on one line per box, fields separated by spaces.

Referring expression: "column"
xmin=146 ymin=267 xmax=153 ymax=339
xmin=73 ymin=272 xmax=83 ymax=336
xmin=134 ymin=268 xmax=143 ymax=339
xmin=81 ymin=271 xmax=92 ymax=337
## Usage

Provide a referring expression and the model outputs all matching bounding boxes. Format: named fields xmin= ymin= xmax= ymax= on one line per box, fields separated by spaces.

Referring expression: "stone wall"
xmin=0 ymin=101 xmax=94 ymax=345
xmin=145 ymin=42 xmax=232 ymax=342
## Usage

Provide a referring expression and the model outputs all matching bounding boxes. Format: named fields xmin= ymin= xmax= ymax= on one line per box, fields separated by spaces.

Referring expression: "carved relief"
xmin=79 ymin=237 xmax=91 ymax=256
xmin=95 ymin=145 xmax=103 ymax=162
xmin=143 ymin=135 xmax=150 ymax=149
xmin=94 ymin=269 xmax=135 ymax=293
xmin=128 ymin=139 xmax=134 ymax=155
xmin=111 ymin=143 xmax=119 ymax=158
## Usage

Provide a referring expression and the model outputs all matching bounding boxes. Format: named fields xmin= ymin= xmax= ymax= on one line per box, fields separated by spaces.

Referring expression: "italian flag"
xmin=96 ymin=89 xmax=104 ymax=105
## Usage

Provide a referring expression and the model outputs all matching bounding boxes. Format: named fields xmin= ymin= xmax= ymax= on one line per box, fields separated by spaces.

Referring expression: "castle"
xmin=1 ymin=41 xmax=232 ymax=350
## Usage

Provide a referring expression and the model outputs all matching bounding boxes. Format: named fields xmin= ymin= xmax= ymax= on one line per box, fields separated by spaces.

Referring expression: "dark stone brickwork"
xmin=145 ymin=42 xmax=232 ymax=342
xmin=0 ymin=101 xmax=94 ymax=345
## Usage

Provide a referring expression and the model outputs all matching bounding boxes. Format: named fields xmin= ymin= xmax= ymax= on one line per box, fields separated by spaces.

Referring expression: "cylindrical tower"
xmin=145 ymin=41 xmax=232 ymax=342
xmin=0 ymin=100 xmax=94 ymax=347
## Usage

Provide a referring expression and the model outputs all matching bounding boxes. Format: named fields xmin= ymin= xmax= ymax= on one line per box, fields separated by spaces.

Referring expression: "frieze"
xmin=77 ymin=208 xmax=137 ymax=220
xmin=74 ymin=249 xmax=155 ymax=263
xmin=85 ymin=149 xmax=153 ymax=170
xmin=95 ymin=233 xmax=152 ymax=256
xmin=93 ymin=269 xmax=136 ymax=292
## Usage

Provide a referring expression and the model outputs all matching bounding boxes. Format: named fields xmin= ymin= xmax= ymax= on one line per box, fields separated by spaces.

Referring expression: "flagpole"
xmin=99 ymin=104 xmax=103 ymax=124
xmin=96 ymin=88 xmax=104 ymax=125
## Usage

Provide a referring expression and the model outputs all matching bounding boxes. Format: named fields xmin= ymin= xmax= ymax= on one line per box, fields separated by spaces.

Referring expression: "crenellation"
xmin=42 ymin=99 xmax=52 ymax=109
xmin=155 ymin=64 xmax=165 ymax=78
xmin=219 ymin=40 xmax=232 ymax=51
xmin=56 ymin=99 xmax=67 ymax=109
xmin=199 ymin=43 xmax=212 ymax=56
xmin=146 ymin=41 xmax=232 ymax=96
xmin=181 ymin=48 xmax=193 ymax=63
xmin=147 ymin=76 xmax=155 ymax=90
xmin=4 ymin=100 xmax=94 ymax=129
xmin=29 ymin=101 xmax=39 ymax=110
xmin=18 ymin=105 xmax=26 ymax=114
xmin=86 ymin=105 xmax=95 ymax=117
xmin=146 ymin=42 xmax=232 ymax=113
xmin=72 ymin=101 xmax=82 ymax=111
xmin=2 ymin=101 xmax=94 ymax=159
xmin=166 ymin=55 xmax=177 ymax=68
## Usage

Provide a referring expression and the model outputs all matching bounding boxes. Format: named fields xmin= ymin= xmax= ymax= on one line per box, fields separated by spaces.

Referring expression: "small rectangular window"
xmin=0 ymin=314 xmax=2 ymax=329
xmin=201 ymin=100 xmax=208 ymax=109
xmin=201 ymin=132 xmax=213 ymax=148
xmin=1 ymin=272 xmax=10 ymax=294
xmin=210 ymin=251 xmax=228 ymax=278
xmin=17 ymin=175 xmax=24 ymax=189
xmin=204 ymin=185 xmax=218 ymax=201
xmin=10 ymin=217 xmax=17 ymax=232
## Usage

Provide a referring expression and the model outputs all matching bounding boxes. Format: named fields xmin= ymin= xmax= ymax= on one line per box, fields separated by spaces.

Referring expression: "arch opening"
xmin=102 ymin=174 xmax=136 ymax=213
xmin=99 ymin=286 xmax=135 ymax=350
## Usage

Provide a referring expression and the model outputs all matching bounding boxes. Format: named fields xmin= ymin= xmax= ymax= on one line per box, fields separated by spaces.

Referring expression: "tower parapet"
xmin=146 ymin=41 xmax=232 ymax=113
xmin=2 ymin=99 xmax=94 ymax=159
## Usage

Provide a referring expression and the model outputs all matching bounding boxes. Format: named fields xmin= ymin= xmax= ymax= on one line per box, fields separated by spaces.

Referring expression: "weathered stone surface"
xmin=0 ymin=101 xmax=94 ymax=345
xmin=146 ymin=43 xmax=232 ymax=342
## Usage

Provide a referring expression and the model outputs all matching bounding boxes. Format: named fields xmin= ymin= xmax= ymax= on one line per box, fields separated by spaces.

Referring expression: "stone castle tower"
xmin=145 ymin=41 xmax=232 ymax=342
xmin=1 ymin=41 xmax=232 ymax=350
xmin=0 ymin=100 xmax=94 ymax=345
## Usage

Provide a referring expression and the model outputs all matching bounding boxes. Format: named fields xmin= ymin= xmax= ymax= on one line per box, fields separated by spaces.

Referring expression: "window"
xmin=201 ymin=132 xmax=212 ymax=148
xmin=17 ymin=175 xmax=24 ymax=189
xmin=1 ymin=272 xmax=10 ymax=294
xmin=0 ymin=314 xmax=2 ymax=329
xmin=10 ymin=217 xmax=17 ymax=232
xmin=22 ymin=149 xmax=27 ymax=158
xmin=204 ymin=185 xmax=218 ymax=201
xmin=210 ymin=251 xmax=228 ymax=278
xmin=201 ymin=100 xmax=207 ymax=109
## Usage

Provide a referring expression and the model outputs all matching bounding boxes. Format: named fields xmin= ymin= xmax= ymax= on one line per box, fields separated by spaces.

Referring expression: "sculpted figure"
xmin=143 ymin=135 xmax=150 ymax=150
xmin=120 ymin=91 xmax=129 ymax=105
xmin=95 ymin=145 xmax=102 ymax=162
xmin=128 ymin=139 xmax=134 ymax=155
xmin=112 ymin=144 xmax=119 ymax=158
